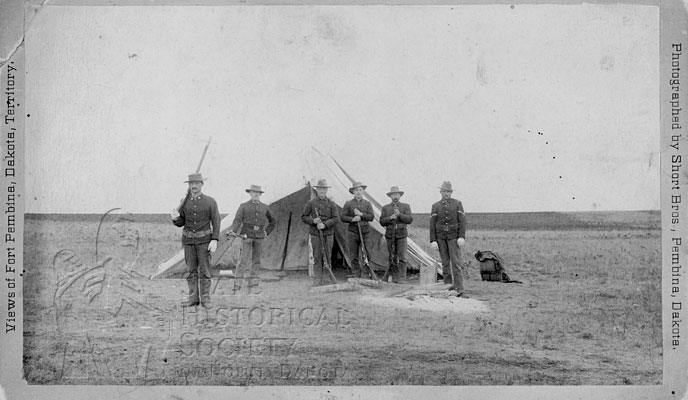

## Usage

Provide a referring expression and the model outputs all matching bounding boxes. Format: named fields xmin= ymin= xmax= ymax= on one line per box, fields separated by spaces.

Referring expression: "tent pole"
xmin=278 ymin=212 xmax=292 ymax=274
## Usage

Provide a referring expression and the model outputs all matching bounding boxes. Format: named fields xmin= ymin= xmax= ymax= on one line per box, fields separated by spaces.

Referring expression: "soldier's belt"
xmin=182 ymin=228 xmax=212 ymax=238
xmin=242 ymin=225 xmax=264 ymax=233
xmin=439 ymin=223 xmax=459 ymax=232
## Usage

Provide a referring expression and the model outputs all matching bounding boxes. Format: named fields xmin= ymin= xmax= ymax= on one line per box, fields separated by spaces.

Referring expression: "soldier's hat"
xmin=313 ymin=179 xmax=331 ymax=188
xmin=386 ymin=186 xmax=404 ymax=197
xmin=246 ymin=184 xmax=264 ymax=193
xmin=184 ymin=173 xmax=205 ymax=183
xmin=348 ymin=182 xmax=367 ymax=194
xmin=439 ymin=181 xmax=454 ymax=192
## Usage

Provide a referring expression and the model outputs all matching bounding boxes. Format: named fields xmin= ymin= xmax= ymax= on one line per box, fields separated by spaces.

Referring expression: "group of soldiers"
xmin=171 ymin=173 xmax=467 ymax=308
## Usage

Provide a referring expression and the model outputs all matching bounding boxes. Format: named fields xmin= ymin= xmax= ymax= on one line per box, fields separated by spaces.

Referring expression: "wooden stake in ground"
xmin=276 ymin=212 xmax=292 ymax=277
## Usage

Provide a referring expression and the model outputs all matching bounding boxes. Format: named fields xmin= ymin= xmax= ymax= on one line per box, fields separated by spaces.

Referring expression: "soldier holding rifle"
xmin=340 ymin=182 xmax=375 ymax=279
xmin=171 ymin=173 xmax=221 ymax=308
xmin=380 ymin=186 xmax=413 ymax=283
xmin=430 ymin=181 xmax=467 ymax=297
xmin=301 ymin=179 xmax=339 ymax=286
xmin=228 ymin=185 xmax=276 ymax=279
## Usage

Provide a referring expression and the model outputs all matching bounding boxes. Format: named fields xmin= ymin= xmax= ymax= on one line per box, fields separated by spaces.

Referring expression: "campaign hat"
xmin=185 ymin=173 xmax=205 ymax=183
xmin=246 ymin=184 xmax=264 ymax=193
xmin=313 ymin=179 xmax=331 ymax=188
xmin=439 ymin=181 xmax=454 ymax=192
xmin=386 ymin=186 xmax=404 ymax=197
xmin=348 ymin=182 xmax=367 ymax=194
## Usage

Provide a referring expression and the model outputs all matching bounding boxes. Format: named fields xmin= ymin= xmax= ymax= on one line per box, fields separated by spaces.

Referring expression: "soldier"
xmin=301 ymin=179 xmax=339 ymax=286
xmin=380 ymin=186 xmax=413 ymax=283
xmin=171 ymin=173 xmax=221 ymax=308
xmin=228 ymin=184 xmax=276 ymax=279
xmin=430 ymin=181 xmax=467 ymax=297
xmin=340 ymin=182 xmax=375 ymax=278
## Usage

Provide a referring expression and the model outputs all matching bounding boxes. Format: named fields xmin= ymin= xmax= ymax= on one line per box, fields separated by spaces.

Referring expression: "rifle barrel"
xmin=195 ymin=137 xmax=212 ymax=173
xmin=177 ymin=137 xmax=212 ymax=213
xmin=358 ymin=221 xmax=377 ymax=280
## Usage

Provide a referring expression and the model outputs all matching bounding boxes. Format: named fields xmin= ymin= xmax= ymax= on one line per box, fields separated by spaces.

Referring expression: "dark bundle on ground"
xmin=474 ymin=250 xmax=521 ymax=283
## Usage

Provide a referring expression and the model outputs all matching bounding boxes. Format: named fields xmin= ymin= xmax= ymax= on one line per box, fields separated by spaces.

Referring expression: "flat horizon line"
xmin=23 ymin=210 xmax=661 ymax=215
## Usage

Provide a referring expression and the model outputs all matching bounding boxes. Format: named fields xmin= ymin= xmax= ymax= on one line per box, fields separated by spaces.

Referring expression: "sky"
xmin=25 ymin=4 xmax=660 ymax=214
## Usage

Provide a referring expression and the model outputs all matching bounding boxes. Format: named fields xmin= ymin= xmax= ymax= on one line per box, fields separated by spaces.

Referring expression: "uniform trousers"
xmin=347 ymin=230 xmax=372 ymax=278
xmin=437 ymin=238 xmax=464 ymax=292
xmin=184 ymin=242 xmax=212 ymax=302
xmin=311 ymin=233 xmax=334 ymax=284
xmin=236 ymin=238 xmax=264 ymax=278
xmin=386 ymin=236 xmax=408 ymax=282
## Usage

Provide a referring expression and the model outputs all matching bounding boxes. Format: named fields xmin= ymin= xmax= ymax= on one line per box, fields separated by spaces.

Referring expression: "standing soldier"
xmin=301 ymin=179 xmax=339 ymax=286
xmin=380 ymin=186 xmax=413 ymax=283
xmin=430 ymin=181 xmax=467 ymax=297
xmin=340 ymin=182 xmax=375 ymax=278
xmin=171 ymin=173 xmax=221 ymax=308
xmin=228 ymin=184 xmax=276 ymax=280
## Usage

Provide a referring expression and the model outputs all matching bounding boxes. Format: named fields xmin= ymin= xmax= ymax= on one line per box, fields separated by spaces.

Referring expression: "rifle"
xmin=382 ymin=204 xmax=398 ymax=282
xmin=176 ymin=137 xmax=212 ymax=214
xmin=314 ymin=208 xmax=338 ymax=284
xmin=210 ymin=231 xmax=247 ymax=294
xmin=212 ymin=231 xmax=247 ymax=268
xmin=357 ymin=221 xmax=378 ymax=280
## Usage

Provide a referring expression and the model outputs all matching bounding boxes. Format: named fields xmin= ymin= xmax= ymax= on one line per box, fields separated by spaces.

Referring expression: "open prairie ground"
xmin=22 ymin=211 xmax=661 ymax=385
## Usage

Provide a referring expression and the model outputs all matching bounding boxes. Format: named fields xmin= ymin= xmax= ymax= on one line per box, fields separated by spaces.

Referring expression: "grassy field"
xmin=22 ymin=211 xmax=662 ymax=385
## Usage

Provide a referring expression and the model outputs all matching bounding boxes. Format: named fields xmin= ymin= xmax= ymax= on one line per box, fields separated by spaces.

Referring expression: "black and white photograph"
xmin=0 ymin=0 xmax=686 ymax=399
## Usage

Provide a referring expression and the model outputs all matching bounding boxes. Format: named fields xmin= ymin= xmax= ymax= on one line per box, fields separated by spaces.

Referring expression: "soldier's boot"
xmin=199 ymin=278 xmax=212 ymax=308
xmin=182 ymin=276 xmax=200 ymax=307
xmin=451 ymin=263 xmax=465 ymax=295
xmin=361 ymin=263 xmax=373 ymax=279
xmin=389 ymin=262 xmax=399 ymax=283
xmin=382 ymin=267 xmax=391 ymax=282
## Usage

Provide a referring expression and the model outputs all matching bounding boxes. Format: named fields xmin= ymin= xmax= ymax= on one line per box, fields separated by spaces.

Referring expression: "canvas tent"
xmin=151 ymin=149 xmax=439 ymax=279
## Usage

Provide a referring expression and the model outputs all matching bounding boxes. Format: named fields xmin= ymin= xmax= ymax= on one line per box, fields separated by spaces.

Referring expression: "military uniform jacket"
xmin=430 ymin=198 xmax=466 ymax=242
xmin=229 ymin=200 xmax=276 ymax=239
xmin=173 ymin=193 xmax=221 ymax=245
xmin=301 ymin=196 xmax=339 ymax=236
xmin=340 ymin=198 xmax=375 ymax=234
xmin=379 ymin=201 xmax=413 ymax=239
